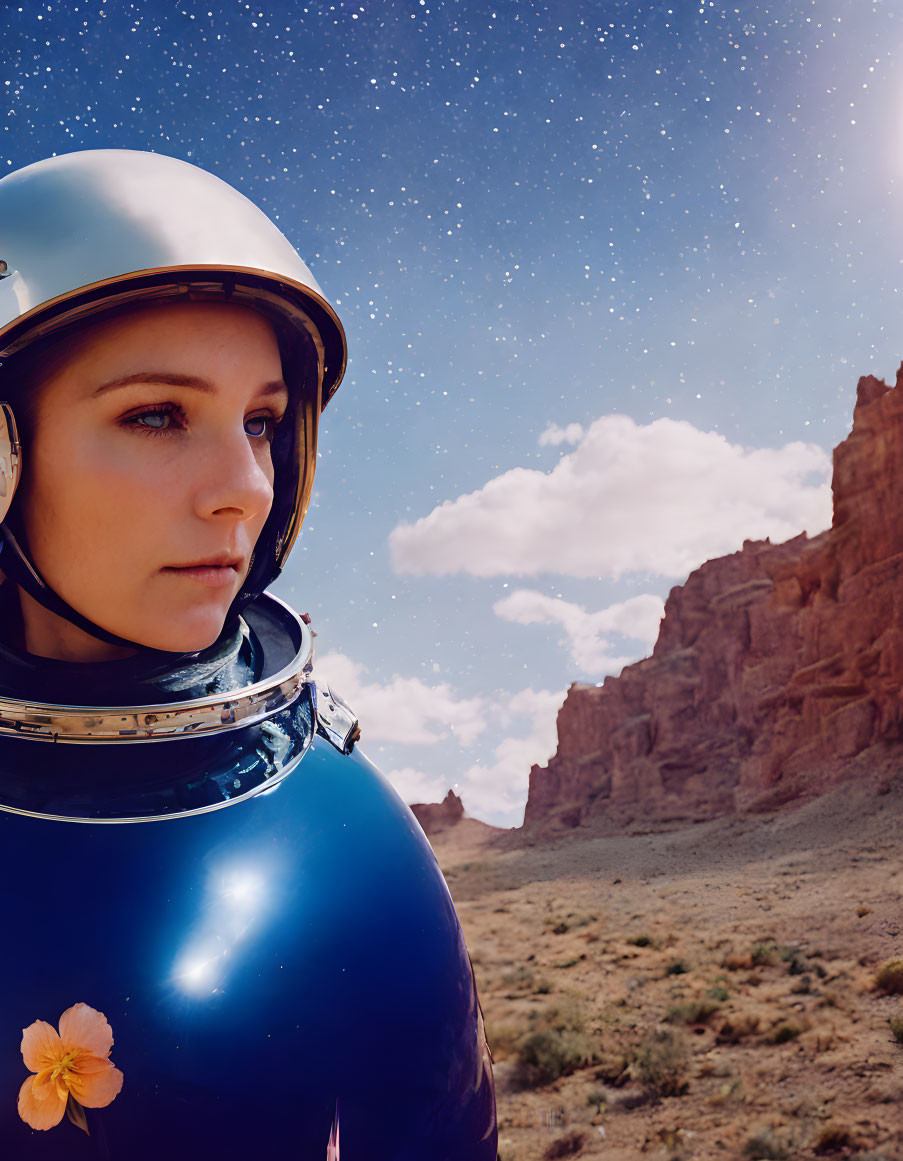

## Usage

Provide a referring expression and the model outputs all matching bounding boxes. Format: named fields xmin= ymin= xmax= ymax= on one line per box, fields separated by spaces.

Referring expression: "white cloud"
xmin=384 ymin=766 xmax=451 ymax=805
xmin=385 ymin=687 xmax=563 ymax=827
xmin=539 ymin=421 xmax=584 ymax=446
xmin=493 ymin=588 xmax=665 ymax=675
xmin=389 ymin=415 xmax=832 ymax=580
xmin=315 ymin=651 xmax=564 ymax=826
xmin=457 ymin=687 xmax=564 ymax=826
xmin=314 ymin=651 xmax=487 ymax=746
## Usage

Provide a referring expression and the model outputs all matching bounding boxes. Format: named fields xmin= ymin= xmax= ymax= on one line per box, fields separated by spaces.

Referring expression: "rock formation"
xmin=410 ymin=788 xmax=465 ymax=835
xmin=524 ymin=367 xmax=903 ymax=832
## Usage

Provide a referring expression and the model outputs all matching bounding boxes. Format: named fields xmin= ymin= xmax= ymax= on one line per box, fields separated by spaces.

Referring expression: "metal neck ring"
xmin=0 ymin=594 xmax=313 ymax=745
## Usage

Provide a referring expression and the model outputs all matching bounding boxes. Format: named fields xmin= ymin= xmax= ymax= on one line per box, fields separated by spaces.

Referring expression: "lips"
xmin=160 ymin=555 xmax=244 ymax=588
xmin=165 ymin=555 xmax=242 ymax=570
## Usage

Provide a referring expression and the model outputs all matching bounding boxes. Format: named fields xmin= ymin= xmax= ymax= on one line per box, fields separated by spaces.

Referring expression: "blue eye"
xmin=139 ymin=412 xmax=170 ymax=430
xmin=125 ymin=405 xmax=179 ymax=434
xmin=245 ymin=415 xmax=276 ymax=439
xmin=122 ymin=406 xmax=278 ymax=439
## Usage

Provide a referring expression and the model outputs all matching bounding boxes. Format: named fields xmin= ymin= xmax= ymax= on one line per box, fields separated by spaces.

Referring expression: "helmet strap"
xmin=0 ymin=523 xmax=161 ymax=652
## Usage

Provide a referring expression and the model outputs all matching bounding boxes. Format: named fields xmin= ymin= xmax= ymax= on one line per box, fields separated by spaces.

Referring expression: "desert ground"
xmin=430 ymin=773 xmax=903 ymax=1161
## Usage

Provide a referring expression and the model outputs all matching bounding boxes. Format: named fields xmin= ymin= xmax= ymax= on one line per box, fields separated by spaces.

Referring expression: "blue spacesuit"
xmin=0 ymin=151 xmax=497 ymax=1159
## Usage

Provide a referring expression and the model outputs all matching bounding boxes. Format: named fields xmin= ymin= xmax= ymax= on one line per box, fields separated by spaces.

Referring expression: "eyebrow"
xmin=93 ymin=371 xmax=289 ymax=398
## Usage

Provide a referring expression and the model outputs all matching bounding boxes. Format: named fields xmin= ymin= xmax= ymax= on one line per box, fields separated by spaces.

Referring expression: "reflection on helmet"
xmin=0 ymin=150 xmax=347 ymax=645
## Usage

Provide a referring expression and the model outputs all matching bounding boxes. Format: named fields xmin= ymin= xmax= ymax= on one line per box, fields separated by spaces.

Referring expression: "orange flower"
xmin=18 ymin=1003 xmax=123 ymax=1132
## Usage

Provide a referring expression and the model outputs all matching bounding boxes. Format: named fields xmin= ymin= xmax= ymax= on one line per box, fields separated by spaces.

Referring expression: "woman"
xmin=0 ymin=150 xmax=496 ymax=1159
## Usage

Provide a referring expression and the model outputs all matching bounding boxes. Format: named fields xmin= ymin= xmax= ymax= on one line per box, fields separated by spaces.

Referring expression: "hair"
xmin=1 ymin=324 xmax=96 ymax=448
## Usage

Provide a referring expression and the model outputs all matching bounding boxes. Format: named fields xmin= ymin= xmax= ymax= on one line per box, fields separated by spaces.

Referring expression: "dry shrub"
xmin=751 ymin=942 xmax=779 ymax=966
xmin=816 ymin=987 xmax=850 ymax=1012
xmin=888 ymin=1005 xmax=903 ymax=1044
xmin=874 ymin=958 xmax=903 ymax=995
xmin=501 ymin=964 xmax=536 ymax=992
xmin=666 ymin=997 xmax=721 ymax=1025
xmin=484 ymin=1019 xmax=526 ymax=1061
xmin=709 ymin=1076 xmax=745 ymax=1104
xmin=544 ymin=912 xmax=596 ymax=935
xmin=593 ymin=1052 xmax=630 ymax=1084
xmin=716 ymin=1012 xmax=760 ymax=1043
xmin=744 ymin=1126 xmax=792 ymax=1160
xmin=544 ymin=1131 xmax=585 ymax=1159
xmin=784 ymin=950 xmax=812 ymax=975
xmin=512 ymin=999 xmax=598 ymax=1088
xmin=630 ymin=1027 xmax=690 ymax=1097
xmin=656 ymin=1126 xmax=691 ymax=1160
xmin=768 ymin=1018 xmax=809 ymax=1044
xmin=814 ymin=1121 xmax=856 ymax=1153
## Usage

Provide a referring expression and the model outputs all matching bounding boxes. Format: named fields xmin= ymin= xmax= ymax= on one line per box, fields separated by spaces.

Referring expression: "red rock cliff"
xmin=410 ymin=789 xmax=465 ymax=834
xmin=524 ymin=368 xmax=903 ymax=831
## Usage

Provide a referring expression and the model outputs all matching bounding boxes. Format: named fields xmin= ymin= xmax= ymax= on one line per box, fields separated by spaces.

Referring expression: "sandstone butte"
xmin=523 ymin=366 xmax=903 ymax=834
xmin=410 ymin=788 xmax=465 ymax=833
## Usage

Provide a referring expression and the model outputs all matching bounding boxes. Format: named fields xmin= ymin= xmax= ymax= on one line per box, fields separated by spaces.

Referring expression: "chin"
xmin=133 ymin=608 xmax=230 ymax=655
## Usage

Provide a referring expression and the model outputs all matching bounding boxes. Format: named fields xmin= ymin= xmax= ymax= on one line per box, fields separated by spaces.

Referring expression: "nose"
xmin=192 ymin=425 xmax=274 ymax=525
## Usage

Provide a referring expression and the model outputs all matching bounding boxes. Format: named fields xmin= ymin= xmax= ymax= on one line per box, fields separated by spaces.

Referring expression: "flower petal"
xmin=58 ymin=1004 xmax=113 ymax=1059
xmin=72 ymin=1051 xmax=115 ymax=1076
xmin=21 ymin=1021 xmax=62 ymax=1073
xmin=30 ymin=1069 xmax=57 ymax=1101
xmin=69 ymin=1062 xmax=123 ymax=1109
xmin=18 ymin=1075 xmax=67 ymax=1131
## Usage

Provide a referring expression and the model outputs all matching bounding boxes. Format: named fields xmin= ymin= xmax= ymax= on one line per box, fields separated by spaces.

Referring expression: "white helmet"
xmin=0 ymin=149 xmax=347 ymax=647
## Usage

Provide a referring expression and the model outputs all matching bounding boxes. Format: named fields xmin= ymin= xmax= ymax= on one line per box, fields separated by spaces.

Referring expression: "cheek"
xmin=23 ymin=427 xmax=175 ymax=576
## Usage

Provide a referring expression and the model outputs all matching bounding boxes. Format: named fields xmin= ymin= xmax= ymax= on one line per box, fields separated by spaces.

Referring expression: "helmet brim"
xmin=0 ymin=264 xmax=346 ymax=407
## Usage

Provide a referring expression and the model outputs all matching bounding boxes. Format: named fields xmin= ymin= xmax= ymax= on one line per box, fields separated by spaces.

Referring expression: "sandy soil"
xmin=430 ymin=773 xmax=903 ymax=1161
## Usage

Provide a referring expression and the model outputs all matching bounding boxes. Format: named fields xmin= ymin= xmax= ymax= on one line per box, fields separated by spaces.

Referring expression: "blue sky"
xmin=3 ymin=0 xmax=901 ymax=823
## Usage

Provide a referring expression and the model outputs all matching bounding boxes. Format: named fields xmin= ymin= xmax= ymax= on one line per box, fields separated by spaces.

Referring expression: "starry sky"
xmin=3 ymin=0 xmax=902 ymax=825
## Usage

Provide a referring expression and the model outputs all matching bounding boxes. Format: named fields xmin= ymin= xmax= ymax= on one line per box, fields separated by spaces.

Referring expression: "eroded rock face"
xmin=524 ymin=369 xmax=903 ymax=832
xmin=410 ymin=789 xmax=465 ymax=835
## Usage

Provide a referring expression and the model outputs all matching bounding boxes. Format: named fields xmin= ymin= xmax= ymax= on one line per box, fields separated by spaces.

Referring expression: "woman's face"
xmin=17 ymin=300 xmax=289 ymax=656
